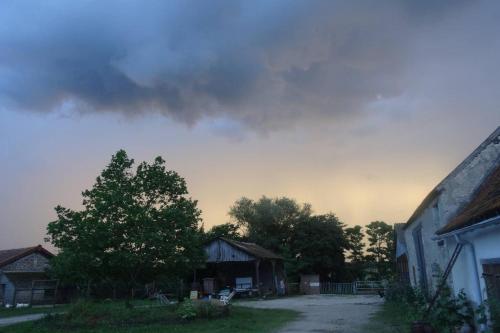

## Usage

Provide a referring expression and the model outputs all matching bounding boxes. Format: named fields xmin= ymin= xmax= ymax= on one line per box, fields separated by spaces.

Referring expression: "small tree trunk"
xmin=125 ymin=285 xmax=135 ymax=308
xmin=86 ymin=280 xmax=92 ymax=299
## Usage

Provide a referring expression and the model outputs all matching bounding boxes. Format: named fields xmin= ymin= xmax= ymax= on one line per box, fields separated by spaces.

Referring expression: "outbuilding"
xmin=0 ymin=245 xmax=54 ymax=306
xmin=200 ymin=237 xmax=286 ymax=296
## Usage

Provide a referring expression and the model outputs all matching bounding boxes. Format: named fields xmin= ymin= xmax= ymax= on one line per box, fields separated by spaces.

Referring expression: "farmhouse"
xmin=200 ymin=237 xmax=286 ymax=296
xmin=435 ymin=163 xmax=500 ymax=307
xmin=402 ymin=126 xmax=500 ymax=307
xmin=0 ymin=245 xmax=54 ymax=306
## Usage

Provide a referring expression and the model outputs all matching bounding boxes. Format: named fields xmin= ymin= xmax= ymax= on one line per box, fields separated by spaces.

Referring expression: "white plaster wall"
xmin=449 ymin=226 xmax=500 ymax=306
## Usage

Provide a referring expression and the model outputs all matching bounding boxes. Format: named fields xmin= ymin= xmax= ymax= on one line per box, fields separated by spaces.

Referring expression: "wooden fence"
xmin=320 ymin=281 xmax=384 ymax=295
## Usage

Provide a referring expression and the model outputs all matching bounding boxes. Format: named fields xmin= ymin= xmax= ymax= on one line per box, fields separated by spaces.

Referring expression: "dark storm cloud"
xmin=0 ymin=0 xmax=477 ymax=128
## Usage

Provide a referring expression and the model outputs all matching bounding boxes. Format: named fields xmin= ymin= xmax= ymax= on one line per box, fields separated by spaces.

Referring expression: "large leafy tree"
xmin=290 ymin=214 xmax=347 ymax=281
xmin=47 ymin=150 xmax=204 ymax=297
xmin=229 ymin=196 xmax=311 ymax=254
xmin=344 ymin=225 xmax=366 ymax=280
xmin=365 ymin=220 xmax=395 ymax=278
xmin=228 ymin=196 xmax=348 ymax=281
xmin=345 ymin=225 xmax=365 ymax=263
xmin=203 ymin=222 xmax=242 ymax=242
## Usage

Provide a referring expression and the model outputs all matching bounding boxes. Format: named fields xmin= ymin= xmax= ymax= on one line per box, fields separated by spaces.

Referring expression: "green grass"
xmin=0 ymin=299 xmax=162 ymax=319
xmin=363 ymin=301 xmax=419 ymax=333
xmin=0 ymin=305 xmax=298 ymax=333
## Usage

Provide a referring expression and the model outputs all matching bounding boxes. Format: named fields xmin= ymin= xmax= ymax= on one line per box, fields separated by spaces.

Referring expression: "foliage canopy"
xmin=47 ymin=150 xmax=204 ymax=291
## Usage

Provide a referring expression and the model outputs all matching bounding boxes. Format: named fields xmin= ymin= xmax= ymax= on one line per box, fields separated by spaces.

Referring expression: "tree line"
xmin=46 ymin=151 xmax=395 ymax=298
xmin=205 ymin=197 xmax=395 ymax=282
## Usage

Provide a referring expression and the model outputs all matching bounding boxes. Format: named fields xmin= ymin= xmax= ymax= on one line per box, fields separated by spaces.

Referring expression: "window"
xmin=432 ymin=203 xmax=440 ymax=227
xmin=482 ymin=261 xmax=500 ymax=300
xmin=413 ymin=226 xmax=428 ymax=293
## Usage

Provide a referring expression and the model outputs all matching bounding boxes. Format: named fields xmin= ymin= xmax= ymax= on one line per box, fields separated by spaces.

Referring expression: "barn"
xmin=0 ymin=245 xmax=54 ymax=306
xmin=200 ymin=238 xmax=286 ymax=296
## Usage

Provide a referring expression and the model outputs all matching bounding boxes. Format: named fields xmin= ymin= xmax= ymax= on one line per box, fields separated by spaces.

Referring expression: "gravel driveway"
xmin=238 ymin=294 xmax=383 ymax=333
xmin=0 ymin=313 xmax=47 ymax=327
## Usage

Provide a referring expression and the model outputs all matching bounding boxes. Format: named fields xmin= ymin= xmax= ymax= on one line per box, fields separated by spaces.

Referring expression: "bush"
xmin=176 ymin=300 xmax=197 ymax=320
xmin=196 ymin=301 xmax=230 ymax=318
xmin=384 ymin=283 xmax=474 ymax=332
xmin=490 ymin=299 xmax=500 ymax=333
xmin=175 ymin=299 xmax=230 ymax=321
xmin=175 ymin=300 xmax=229 ymax=320
xmin=476 ymin=299 xmax=500 ymax=333
xmin=427 ymin=288 xmax=474 ymax=332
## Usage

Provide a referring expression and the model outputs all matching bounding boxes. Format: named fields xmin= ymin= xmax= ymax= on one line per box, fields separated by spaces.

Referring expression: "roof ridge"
xmin=0 ymin=245 xmax=53 ymax=268
xmin=405 ymin=126 xmax=500 ymax=227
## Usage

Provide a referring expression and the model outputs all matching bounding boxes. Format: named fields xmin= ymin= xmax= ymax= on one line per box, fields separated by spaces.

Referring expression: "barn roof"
xmin=219 ymin=238 xmax=283 ymax=260
xmin=437 ymin=164 xmax=500 ymax=235
xmin=405 ymin=126 xmax=500 ymax=229
xmin=0 ymin=245 xmax=54 ymax=268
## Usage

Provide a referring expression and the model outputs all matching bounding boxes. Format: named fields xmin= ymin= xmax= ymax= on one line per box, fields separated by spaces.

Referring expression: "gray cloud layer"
xmin=0 ymin=0 xmax=489 ymax=129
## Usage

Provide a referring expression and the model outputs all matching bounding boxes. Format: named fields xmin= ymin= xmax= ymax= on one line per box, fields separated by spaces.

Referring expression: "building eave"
xmin=433 ymin=214 xmax=500 ymax=240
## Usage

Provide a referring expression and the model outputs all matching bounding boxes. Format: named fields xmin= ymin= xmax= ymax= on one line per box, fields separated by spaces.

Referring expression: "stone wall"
xmin=404 ymin=128 xmax=500 ymax=293
xmin=2 ymin=253 xmax=50 ymax=272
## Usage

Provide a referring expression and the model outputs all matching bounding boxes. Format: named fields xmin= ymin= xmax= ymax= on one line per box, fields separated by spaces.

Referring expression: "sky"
xmin=1 ymin=0 xmax=500 ymax=249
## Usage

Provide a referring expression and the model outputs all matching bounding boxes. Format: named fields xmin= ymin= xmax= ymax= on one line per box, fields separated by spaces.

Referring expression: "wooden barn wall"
xmin=205 ymin=240 xmax=255 ymax=263
xmin=201 ymin=260 xmax=286 ymax=293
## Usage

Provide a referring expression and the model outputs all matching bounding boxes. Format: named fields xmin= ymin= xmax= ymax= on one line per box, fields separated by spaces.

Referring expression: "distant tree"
xmin=365 ymin=221 xmax=395 ymax=278
xmin=344 ymin=225 xmax=366 ymax=280
xmin=345 ymin=225 xmax=365 ymax=262
xmin=47 ymin=150 xmax=204 ymax=302
xmin=203 ymin=222 xmax=242 ymax=242
xmin=290 ymin=214 xmax=347 ymax=281
xmin=229 ymin=196 xmax=311 ymax=254
xmin=228 ymin=196 xmax=349 ymax=281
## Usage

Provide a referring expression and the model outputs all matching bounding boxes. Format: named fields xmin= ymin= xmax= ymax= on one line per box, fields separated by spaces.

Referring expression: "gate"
xmin=354 ymin=280 xmax=384 ymax=294
xmin=320 ymin=281 xmax=384 ymax=295
xmin=320 ymin=282 xmax=355 ymax=294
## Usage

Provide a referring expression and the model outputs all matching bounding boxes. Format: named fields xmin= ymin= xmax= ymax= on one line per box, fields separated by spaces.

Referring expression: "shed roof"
xmin=0 ymin=245 xmax=54 ymax=268
xmin=437 ymin=164 xmax=500 ymax=235
xmin=219 ymin=238 xmax=283 ymax=260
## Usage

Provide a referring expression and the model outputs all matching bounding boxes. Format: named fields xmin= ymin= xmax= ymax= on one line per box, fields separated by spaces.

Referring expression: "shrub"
xmin=175 ymin=299 xmax=230 ymax=321
xmin=176 ymin=300 xmax=197 ymax=320
xmin=476 ymin=299 xmax=500 ymax=333
xmin=490 ymin=299 xmax=500 ymax=333
xmin=384 ymin=283 xmax=474 ymax=332
xmin=196 ymin=301 xmax=230 ymax=318
xmin=427 ymin=288 xmax=474 ymax=332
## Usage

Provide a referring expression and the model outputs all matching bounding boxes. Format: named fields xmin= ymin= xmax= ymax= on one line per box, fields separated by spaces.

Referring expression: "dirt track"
xmin=239 ymin=294 xmax=383 ymax=333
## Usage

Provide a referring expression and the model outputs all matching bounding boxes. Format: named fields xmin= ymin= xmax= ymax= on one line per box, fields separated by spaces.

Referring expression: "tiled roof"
xmin=220 ymin=238 xmax=283 ymax=260
xmin=437 ymin=164 xmax=500 ymax=235
xmin=405 ymin=127 xmax=500 ymax=229
xmin=0 ymin=245 xmax=54 ymax=268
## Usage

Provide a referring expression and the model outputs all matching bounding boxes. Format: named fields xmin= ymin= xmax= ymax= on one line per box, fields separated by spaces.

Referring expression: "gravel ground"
xmin=238 ymin=294 xmax=383 ymax=333
xmin=0 ymin=313 xmax=47 ymax=327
